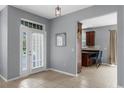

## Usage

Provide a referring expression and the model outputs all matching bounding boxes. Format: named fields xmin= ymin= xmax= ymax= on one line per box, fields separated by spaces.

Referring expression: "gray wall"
xmin=7 ymin=6 xmax=50 ymax=79
xmin=84 ymin=25 xmax=117 ymax=64
xmin=117 ymin=6 xmax=124 ymax=87
xmin=50 ymin=16 xmax=77 ymax=75
xmin=50 ymin=5 xmax=119 ymax=75
xmin=0 ymin=7 xmax=8 ymax=79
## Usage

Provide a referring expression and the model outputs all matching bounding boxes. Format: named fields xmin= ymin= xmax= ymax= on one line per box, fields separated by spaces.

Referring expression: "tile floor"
xmin=0 ymin=65 xmax=117 ymax=88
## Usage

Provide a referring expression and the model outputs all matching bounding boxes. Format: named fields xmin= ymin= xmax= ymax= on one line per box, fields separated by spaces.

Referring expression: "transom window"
xmin=21 ymin=20 xmax=43 ymax=30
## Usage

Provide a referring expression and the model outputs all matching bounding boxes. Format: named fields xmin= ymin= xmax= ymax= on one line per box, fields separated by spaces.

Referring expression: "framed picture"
xmin=56 ymin=32 xmax=66 ymax=47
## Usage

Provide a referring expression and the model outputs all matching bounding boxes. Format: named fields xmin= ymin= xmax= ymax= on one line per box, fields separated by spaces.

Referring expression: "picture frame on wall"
xmin=56 ymin=32 xmax=66 ymax=47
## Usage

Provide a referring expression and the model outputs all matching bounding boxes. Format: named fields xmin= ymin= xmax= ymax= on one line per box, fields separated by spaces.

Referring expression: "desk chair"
xmin=96 ymin=51 xmax=103 ymax=68
xmin=90 ymin=51 xmax=103 ymax=68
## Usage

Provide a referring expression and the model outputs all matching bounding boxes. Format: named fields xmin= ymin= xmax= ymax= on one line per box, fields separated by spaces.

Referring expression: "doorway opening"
xmin=76 ymin=12 xmax=117 ymax=87
xmin=20 ymin=19 xmax=46 ymax=77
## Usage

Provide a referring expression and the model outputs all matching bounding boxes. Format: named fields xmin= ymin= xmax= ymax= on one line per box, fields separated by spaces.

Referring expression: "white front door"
xmin=20 ymin=25 xmax=46 ymax=76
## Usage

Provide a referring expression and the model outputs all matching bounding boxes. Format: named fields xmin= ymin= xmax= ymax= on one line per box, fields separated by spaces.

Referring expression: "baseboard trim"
xmin=49 ymin=68 xmax=77 ymax=77
xmin=31 ymin=68 xmax=48 ymax=75
xmin=7 ymin=76 xmax=21 ymax=82
xmin=101 ymin=63 xmax=117 ymax=67
xmin=0 ymin=69 xmax=49 ymax=82
xmin=7 ymin=69 xmax=48 ymax=82
xmin=0 ymin=74 xmax=7 ymax=82
xmin=0 ymin=68 xmax=76 ymax=82
xmin=0 ymin=74 xmax=21 ymax=82
xmin=117 ymin=85 xmax=123 ymax=88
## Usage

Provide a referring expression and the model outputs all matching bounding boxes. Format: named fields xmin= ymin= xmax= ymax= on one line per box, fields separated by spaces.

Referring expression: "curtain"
xmin=109 ymin=30 xmax=117 ymax=65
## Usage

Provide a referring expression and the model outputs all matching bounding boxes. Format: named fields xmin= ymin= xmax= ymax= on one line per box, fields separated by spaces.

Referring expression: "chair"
xmin=90 ymin=51 xmax=103 ymax=68
xmin=96 ymin=51 xmax=103 ymax=68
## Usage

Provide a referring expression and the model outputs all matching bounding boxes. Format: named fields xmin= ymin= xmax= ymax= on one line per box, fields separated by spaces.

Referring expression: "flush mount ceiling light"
xmin=55 ymin=5 xmax=61 ymax=17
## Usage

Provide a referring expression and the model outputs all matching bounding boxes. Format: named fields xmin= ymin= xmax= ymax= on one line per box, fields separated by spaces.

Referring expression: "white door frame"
xmin=19 ymin=25 xmax=47 ymax=77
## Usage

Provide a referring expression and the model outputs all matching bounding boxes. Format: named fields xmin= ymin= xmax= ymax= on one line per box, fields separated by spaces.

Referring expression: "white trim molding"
xmin=0 ymin=68 xmax=77 ymax=82
xmin=49 ymin=68 xmax=77 ymax=77
xmin=7 ymin=76 xmax=21 ymax=82
xmin=0 ymin=74 xmax=21 ymax=82
xmin=7 ymin=69 xmax=48 ymax=82
xmin=117 ymin=85 xmax=123 ymax=88
xmin=0 ymin=68 xmax=50 ymax=82
xmin=0 ymin=74 xmax=7 ymax=82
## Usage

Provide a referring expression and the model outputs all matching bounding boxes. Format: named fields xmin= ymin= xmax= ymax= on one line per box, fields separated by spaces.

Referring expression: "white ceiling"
xmin=0 ymin=6 xmax=117 ymax=26
xmin=12 ymin=5 xmax=92 ymax=19
xmin=81 ymin=12 xmax=117 ymax=29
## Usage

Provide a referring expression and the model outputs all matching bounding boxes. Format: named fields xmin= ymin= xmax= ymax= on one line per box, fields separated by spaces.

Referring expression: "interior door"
xmin=20 ymin=25 xmax=46 ymax=76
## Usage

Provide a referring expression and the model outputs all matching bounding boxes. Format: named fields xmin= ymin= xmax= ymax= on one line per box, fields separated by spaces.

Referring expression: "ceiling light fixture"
xmin=55 ymin=5 xmax=61 ymax=17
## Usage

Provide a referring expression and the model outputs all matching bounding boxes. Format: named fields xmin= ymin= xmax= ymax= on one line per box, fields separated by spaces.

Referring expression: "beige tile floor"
xmin=0 ymin=65 xmax=117 ymax=88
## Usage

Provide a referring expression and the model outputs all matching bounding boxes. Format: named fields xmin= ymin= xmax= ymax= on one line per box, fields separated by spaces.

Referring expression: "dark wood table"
xmin=82 ymin=50 xmax=99 ymax=66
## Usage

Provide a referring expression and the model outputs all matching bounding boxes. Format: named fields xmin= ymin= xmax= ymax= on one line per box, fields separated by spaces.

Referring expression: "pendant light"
xmin=55 ymin=5 xmax=61 ymax=17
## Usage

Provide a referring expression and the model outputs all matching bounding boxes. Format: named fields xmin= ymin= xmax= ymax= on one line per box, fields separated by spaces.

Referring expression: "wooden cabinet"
xmin=82 ymin=50 xmax=99 ymax=66
xmin=86 ymin=31 xmax=95 ymax=46
xmin=82 ymin=52 xmax=93 ymax=66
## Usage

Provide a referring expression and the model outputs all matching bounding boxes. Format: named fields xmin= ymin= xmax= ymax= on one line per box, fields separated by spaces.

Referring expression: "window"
xmin=21 ymin=20 xmax=43 ymax=30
